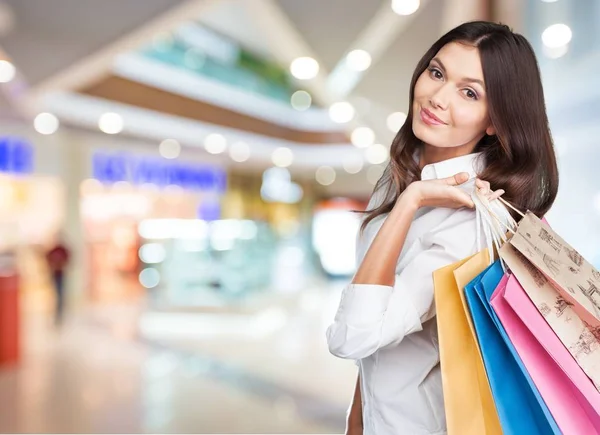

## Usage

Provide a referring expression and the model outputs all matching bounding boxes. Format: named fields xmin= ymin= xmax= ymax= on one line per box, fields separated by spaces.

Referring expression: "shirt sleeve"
xmin=326 ymin=209 xmax=479 ymax=360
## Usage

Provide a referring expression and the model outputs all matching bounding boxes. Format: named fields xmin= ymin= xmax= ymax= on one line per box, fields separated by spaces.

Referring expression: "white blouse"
xmin=327 ymin=152 xmax=493 ymax=435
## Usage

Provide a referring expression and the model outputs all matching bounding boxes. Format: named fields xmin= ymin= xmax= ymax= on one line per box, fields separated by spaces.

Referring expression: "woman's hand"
xmin=475 ymin=178 xmax=505 ymax=201
xmin=403 ymin=173 xmax=505 ymax=210
xmin=403 ymin=172 xmax=475 ymax=209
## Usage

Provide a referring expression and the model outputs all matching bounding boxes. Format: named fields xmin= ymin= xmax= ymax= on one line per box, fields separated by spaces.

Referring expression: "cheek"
xmin=451 ymin=103 xmax=488 ymax=130
xmin=413 ymin=73 xmax=430 ymax=100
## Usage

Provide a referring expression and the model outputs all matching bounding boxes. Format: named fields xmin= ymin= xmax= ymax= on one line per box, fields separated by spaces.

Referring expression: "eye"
xmin=462 ymin=88 xmax=479 ymax=100
xmin=428 ymin=67 xmax=443 ymax=80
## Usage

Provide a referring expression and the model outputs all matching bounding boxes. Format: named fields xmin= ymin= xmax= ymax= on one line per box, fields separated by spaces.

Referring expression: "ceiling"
xmin=0 ymin=0 xmax=463 ymax=143
xmin=275 ymin=0 xmax=387 ymax=72
xmin=0 ymin=0 xmax=187 ymax=85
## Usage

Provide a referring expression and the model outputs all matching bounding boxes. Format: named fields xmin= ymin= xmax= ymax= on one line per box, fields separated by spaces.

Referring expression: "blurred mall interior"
xmin=0 ymin=0 xmax=598 ymax=433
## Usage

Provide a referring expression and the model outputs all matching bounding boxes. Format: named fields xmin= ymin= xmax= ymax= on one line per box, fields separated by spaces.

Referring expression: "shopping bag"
xmin=433 ymin=249 xmax=502 ymax=435
xmin=501 ymin=242 xmax=600 ymax=390
xmin=506 ymin=208 xmax=600 ymax=327
xmin=491 ymin=258 xmax=600 ymax=434
xmin=464 ymin=260 xmax=560 ymax=434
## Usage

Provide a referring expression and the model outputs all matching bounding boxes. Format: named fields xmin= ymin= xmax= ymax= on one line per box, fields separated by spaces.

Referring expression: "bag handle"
xmin=472 ymin=188 xmax=519 ymax=268
xmin=473 ymin=189 xmax=518 ymax=235
xmin=497 ymin=196 xmax=526 ymax=219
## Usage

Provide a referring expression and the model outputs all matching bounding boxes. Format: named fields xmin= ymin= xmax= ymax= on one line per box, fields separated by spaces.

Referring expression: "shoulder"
xmin=423 ymin=179 xmax=481 ymax=257
xmin=415 ymin=207 xmax=479 ymax=263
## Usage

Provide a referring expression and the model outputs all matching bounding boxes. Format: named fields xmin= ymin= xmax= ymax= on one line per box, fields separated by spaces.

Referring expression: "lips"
xmin=420 ymin=108 xmax=446 ymax=126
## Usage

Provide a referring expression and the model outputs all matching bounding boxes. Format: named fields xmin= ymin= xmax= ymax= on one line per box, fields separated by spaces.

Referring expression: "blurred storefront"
xmin=0 ymin=121 xmax=361 ymax=315
xmin=75 ymin=139 xmax=329 ymax=310
xmin=312 ymin=198 xmax=366 ymax=279
xmin=0 ymin=136 xmax=66 ymax=315
xmin=80 ymin=149 xmax=226 ymax=305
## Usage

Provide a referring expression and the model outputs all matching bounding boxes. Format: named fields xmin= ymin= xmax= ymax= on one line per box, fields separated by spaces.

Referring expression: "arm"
xmin=352 ymin=189 xmax=419 ymax=287
xmin=327 ymin=173 xmax=478 ymax=359
xmin=346 ymin=375 xmax=363 ymax=435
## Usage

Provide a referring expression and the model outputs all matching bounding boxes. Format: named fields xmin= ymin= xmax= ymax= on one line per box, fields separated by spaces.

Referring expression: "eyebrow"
xmin=431 ymin=57 xmax=485 ymax=87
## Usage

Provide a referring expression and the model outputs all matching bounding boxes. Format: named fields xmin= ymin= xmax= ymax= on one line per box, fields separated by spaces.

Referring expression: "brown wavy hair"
xmin=361 ymin=21 xmax=559 ymax=232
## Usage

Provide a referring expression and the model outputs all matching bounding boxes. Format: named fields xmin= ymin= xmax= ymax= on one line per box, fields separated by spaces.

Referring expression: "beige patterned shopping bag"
xmin=509 ymin=211 xmax=600 ymax=328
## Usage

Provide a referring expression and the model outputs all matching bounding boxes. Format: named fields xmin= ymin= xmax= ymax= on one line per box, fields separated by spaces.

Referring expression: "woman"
xmin=326 ymin=21 xmax=559 ymax=435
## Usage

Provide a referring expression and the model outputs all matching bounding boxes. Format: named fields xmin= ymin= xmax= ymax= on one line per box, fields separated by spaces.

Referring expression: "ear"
xmin=485 ymin=124 xmax=496 ymax=136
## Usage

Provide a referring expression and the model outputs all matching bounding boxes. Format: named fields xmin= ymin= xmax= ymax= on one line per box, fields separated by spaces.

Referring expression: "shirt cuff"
xmin=336 ymin=283 xmax=392 ymax=328
xmin=338 ymin=283 xmax=423 ymax=337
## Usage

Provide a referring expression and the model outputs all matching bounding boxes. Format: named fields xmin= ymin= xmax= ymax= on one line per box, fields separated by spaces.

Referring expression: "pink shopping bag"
xmin=490 ymin=273 xmax=600 ymax=434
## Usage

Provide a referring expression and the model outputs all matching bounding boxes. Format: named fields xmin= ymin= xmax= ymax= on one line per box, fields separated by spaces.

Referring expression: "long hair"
xmin=361 ymin=21 xmax=559 ymax=232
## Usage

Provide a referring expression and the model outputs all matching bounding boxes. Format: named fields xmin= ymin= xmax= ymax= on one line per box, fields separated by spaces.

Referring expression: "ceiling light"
xmin=34 ymin=113 xmax=59 ymax=135
xmin=351 ymin=127 xmax=375 ymax=148
xmin=542 ymin=24 xmax=572 ymax=48
xmin=139 ymin=243 xmax=166 ymax=264
xmin=98 ymin=112 xmax=124 ymax=135
xmin=290 ymin=57 xmax=319 ymax=80
xmin=159 ymin=139 xmax=181 ymax=159
xmin=329 ymin=102 xmax=355 ymax=123
xmin=229 ymin=141 xmax=251 ymax=162
xmin=290 ymin=90 xmax=312 ymax=111
xmin=0 ymin=59 xmax=15 ymax=83
xmin=346 ymin=50 xmax=372 ymax=72
xmin=204 ymin=134 xmax=227 ymax=154
xmin=272 ymin=147 xmax=294 ymax=167
xmin=387 ymin=111 xmax=407 ymax=132
xmin=365 ymin=144 xmax=389 ymax=164
xmin=391 ymin=0 xmax=420 ymax=16
xmin=316 ymin=166 xmax=336 ymax=186
xmin=263 ymin=167 xmax=291 ymax=183
xmin=343 ymin=155 xmax=364 ymax=174
xmin=139 ymin=268 xmax=160 ymax=289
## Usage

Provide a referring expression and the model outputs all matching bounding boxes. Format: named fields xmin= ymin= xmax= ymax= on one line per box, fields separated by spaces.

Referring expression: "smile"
xmin=420 ymin=108 xmax=446 ymax=126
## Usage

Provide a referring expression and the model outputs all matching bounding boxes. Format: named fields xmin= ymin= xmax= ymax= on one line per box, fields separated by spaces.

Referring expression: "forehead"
xmin=434 ymin=42 xmax=484 ymax=80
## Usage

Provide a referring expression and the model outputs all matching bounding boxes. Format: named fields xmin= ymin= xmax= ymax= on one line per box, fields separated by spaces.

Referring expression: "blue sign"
xmin=92 ymin=151 xmax=226 ymax=193
xmin=197 ymin=200 xmax=221 ymax=221
xmin=0 ymin=137 xmax=34 ymax=174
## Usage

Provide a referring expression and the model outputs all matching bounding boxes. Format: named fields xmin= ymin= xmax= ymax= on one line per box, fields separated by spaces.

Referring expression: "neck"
xmin=419 ymin=143 xmax=476 ymax=170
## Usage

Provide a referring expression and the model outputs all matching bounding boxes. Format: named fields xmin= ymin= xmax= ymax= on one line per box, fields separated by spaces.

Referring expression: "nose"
xmin=429 ymin=84 xmax=451 ymax=111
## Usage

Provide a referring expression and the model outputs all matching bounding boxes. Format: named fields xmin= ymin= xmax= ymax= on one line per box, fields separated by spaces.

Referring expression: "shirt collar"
xmin=419 ymin=152 xmax=484 ymax=181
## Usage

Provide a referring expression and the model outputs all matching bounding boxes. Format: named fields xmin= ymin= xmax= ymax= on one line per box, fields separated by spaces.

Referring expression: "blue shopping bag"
xmin=464 ymin=261 xmax=560 ymax=435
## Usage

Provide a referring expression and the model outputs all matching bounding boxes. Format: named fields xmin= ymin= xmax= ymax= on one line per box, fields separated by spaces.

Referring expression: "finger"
xmin=444 ymin=172 xmax=470 ymax=186
xmin=488 ymin=189 xmax=505 ymax=201
xmin=475 ymin=178 xmax=490 ymax=188
xmin=454 ymin=190 xmax=475 ymax=209
xmin=476 ymin=179 xmax=491 ymax=194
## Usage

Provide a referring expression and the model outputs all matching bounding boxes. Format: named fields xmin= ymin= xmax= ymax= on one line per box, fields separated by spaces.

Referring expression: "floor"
xmin=0 ymin=283 xmax=356 ymax=433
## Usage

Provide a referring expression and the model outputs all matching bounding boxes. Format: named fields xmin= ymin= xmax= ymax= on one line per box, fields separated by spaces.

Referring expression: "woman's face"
xmin=412 ymin=42 xmax=495 ymax=151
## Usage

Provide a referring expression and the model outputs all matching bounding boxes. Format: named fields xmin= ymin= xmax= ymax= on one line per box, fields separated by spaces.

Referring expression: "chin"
xmin=412 ymin=123 xmax=451 ymax=148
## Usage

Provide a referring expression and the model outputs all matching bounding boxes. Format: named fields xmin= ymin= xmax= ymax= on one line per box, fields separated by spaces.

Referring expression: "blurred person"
xmin=45 ymin=233 xmax=71 ymax=326
xmin=326 ymin=21 xmax=558 ymax=435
